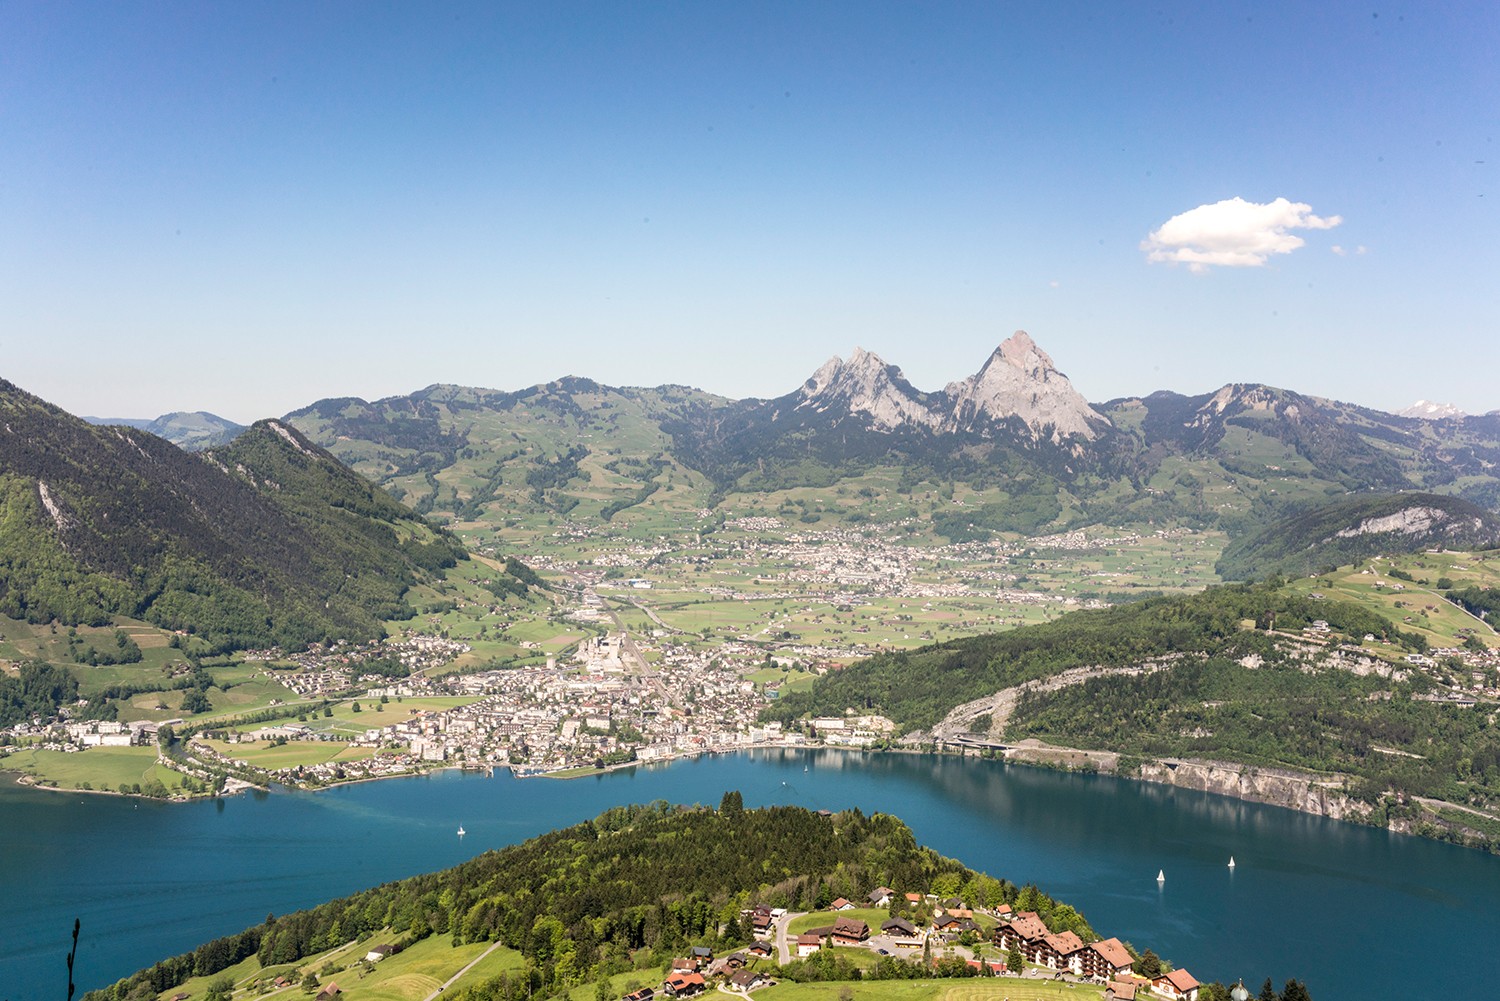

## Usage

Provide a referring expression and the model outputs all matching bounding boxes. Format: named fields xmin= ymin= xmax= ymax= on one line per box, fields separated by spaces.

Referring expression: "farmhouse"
xmin=1152 ymin=968 xmax=1201 ymax=1001
xmin=831 ymin=916 xmax=870 ymax=945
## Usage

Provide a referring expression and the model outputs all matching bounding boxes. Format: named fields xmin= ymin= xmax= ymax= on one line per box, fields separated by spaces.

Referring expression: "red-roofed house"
xmin=994 ymin=910 xmax=1051 ymax=964
xmin=795 ymin=933 xmax=822 ymax=958
xmin=664 ymin=972 xmax=706 ymax=998
xmin=1086 ymin=937 xmax=1134 ymax=981
xmin=830 ymin=897 xmax=854 ymax=911
xmin=1042 ymin=931 xmax=1086 ymax=974
xmin=1152 ymin=969 xmax=1200 ymax=1001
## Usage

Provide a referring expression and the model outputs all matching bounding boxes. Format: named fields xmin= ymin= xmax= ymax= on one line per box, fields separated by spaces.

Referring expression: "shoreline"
xmin=6 ymin=741 xmax=1495 ymax=852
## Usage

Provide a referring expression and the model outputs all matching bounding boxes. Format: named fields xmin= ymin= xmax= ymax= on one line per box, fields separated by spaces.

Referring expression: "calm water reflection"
xmin=3 ymin=750 xmax=1495 ymax=1001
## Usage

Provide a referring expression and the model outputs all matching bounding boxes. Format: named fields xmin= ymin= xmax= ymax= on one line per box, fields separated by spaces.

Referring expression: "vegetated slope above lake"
xmin=0 ymin=377 xmax=474 ymax=651
xmin=85 ymin=800 xmax=1107 ymax=1001
xmin=1215 ymin=492 xmax=1500 ymax=581
xmin=765 ymin=585 xmax=1500 ymax=851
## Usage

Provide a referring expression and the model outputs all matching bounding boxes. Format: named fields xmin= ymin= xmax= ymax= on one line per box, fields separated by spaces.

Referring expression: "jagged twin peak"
xmin=798 ymin=331 xmax=1108 ymax=441
xmin=798 ymin=346 xmax=943 ymax=431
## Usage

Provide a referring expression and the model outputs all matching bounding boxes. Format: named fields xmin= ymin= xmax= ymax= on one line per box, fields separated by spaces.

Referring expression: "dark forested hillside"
xmin=1215 ymin=492 xmax=1500 ymax=580
xmin=84 ymin=801 xmax=1091 ymax=1001
xmin=0 ymin=379 xmax=469 ymax=650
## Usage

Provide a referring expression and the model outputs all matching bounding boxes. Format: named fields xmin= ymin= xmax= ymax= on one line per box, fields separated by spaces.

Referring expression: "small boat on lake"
xmin=1229 ymin=856 xmax=1236 ymax=869
xmin=457 ymin=825 xmax=466 ymax=837
xmin=1157 ymin=869 xmax=1165 ymax=882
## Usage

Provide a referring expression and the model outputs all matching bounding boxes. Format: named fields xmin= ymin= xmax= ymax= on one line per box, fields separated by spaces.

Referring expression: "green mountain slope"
xmin=0 ymin=378 xmax=471 ymax=651
xmin=1216 ymin=492 xmax=1500 ymax=580
xmin=281 ymin=355 xmax=1500 ymax=546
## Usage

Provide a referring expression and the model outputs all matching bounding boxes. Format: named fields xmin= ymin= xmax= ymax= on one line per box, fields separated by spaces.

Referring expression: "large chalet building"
xmin=994 ymin=913 xmax=1171 ymax=988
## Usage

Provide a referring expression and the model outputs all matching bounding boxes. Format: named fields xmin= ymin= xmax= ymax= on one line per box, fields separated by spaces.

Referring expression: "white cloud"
xmin=1142 ymin=196 xmax=1342 ymax=272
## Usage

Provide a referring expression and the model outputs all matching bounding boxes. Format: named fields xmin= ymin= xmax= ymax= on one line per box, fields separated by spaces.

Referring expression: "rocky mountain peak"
xmin=797 ymin=348 xmax=941 ymax=430
xmin=1398 ymin=400 xmax=1466 ymax=420
xmin=944 ymin=330 xmax=1109 ymax=441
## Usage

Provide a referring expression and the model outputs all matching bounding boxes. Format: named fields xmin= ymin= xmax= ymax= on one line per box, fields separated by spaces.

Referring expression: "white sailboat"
xmin=457 ymin=825 xmax=466 ymax=837
xmin=1228 ymin=856 xmax=1236 ymax=869
xmin=1156 ymin=869 xmax=1165 ymax=882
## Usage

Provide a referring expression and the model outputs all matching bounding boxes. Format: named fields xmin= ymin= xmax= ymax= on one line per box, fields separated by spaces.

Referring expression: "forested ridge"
xmin=764 ymin=585 xmax=1500 ymax=850
xmin=0 ymin=379 xmax=472 ymax=650
xmin=83 ymin=800 xmax=1094 ymax=1001
xmin=762 ymin=584 xmax=1427 ymax=733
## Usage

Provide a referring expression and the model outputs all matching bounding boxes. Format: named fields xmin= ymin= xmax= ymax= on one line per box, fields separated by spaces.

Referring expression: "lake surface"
xmin=3 ymin=749 xmax=1497 ymax=1001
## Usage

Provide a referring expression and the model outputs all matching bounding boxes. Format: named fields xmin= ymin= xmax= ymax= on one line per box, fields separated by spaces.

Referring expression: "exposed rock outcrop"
xmin=1332 ymin=505 xmax=1480 ymax=539
xmin=1398 ymin=400 xmax=1466 ymax=420
xmin=796 ymin=348 xmax=942 ymax=431
xmin=944 ymin=331 xmax=1109 ymax=441
xmin=1135 ymin=758 xmax=1371 ymax=822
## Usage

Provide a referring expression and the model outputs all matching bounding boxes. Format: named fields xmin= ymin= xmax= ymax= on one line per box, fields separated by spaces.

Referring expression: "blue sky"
xmin=2 ymin=1 xmax=1496 ymax=422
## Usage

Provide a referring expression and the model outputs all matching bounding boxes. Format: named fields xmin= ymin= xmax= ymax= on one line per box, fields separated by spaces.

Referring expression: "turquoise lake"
xmin=3 ymin=749 xmax=1497 ymax=1001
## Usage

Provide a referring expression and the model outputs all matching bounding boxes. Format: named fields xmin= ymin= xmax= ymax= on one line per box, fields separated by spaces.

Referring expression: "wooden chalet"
xmin=728 ymin=969 xmax=768 ymax=992
xmin=831 ymin=916 xmax=870 ymax=945
xmin=1086 ymin=937 xmax=1134 ymax=980
xmin=1152 ymin=969 xmax=1200 ymax=1001
xmin=994 ymin=910 xmax=1052 ymax=963
xmin=1041 ymin=930 xmax=1086 ymax=974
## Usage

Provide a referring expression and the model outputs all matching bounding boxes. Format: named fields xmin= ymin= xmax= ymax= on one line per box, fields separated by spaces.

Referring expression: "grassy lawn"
xmin=787 ymin=908 xmax=890 ymax=935
xmin=138 ymin=931 xmax=526 ymax=1001
xmin=328 ymin=935 xmax=525 ymax=1000
xmin=758 ymin=979 xmax=1101 ymax=1001
xmin=200 ymin=738 xmax=379 ymax=770
xmin=0 ymin=746 xmax=186 ymax=792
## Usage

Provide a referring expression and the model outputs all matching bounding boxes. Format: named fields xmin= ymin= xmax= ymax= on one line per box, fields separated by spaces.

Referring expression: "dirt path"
xmin=927 ymin=659 xmax=1176 ymax=741
xmin=422 ymin=939 xmax=508 ymax=1000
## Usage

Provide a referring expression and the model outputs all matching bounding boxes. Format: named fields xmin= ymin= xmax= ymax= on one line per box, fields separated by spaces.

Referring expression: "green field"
xmin=144 ymin=929 xmax=526 ymax=1001
xmin=758 ymin=979 xmax=1103 ymax=1001
xmin=200 ymin=738 xmax=379 ymax=770
xmin=788 ymin=908 xmax=891 ymax=936
xmin=1280 ymin=550 xmax=1500 ymax=651
xmin=0 ymin=746 xmax=186 ymax=793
